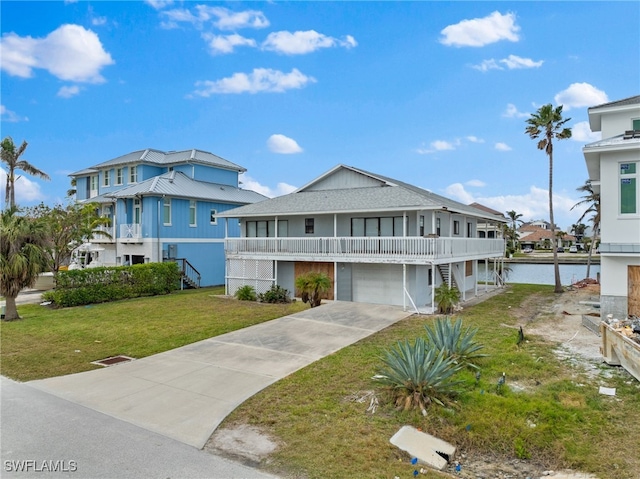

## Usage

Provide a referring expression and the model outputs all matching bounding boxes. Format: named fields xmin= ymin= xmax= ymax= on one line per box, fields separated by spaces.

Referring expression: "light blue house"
xmin=70 ymin=149 xmax=266 ymax=287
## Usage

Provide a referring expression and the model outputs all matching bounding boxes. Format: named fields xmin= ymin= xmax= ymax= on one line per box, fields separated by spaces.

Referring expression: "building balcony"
xmin=119 ymin=224 xmax=142 ymax=243
xmin=225 ymin=237 xmax=505 ymax=264
xmin=91 ymin=226 xmax=115 ymax=243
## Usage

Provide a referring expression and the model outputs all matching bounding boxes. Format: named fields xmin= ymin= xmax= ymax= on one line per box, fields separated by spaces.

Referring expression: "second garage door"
xmin=352 ymin=263 xmax=403 ymax=306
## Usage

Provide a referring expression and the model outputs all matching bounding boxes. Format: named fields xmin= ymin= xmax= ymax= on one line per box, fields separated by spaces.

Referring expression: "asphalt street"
xmin=0 ymin=376 xmax=277 ymax=479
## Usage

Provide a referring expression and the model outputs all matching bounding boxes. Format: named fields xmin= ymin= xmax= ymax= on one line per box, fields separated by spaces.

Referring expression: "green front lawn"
xmin=0 ymin=287 xmax=307 ymax=381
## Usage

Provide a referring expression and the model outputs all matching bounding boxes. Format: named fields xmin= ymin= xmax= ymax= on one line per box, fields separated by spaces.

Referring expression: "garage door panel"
xmin=352 ymin=264 xmax=403 ymax=306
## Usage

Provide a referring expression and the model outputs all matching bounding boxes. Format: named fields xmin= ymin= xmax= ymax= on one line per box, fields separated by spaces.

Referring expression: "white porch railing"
xmin=91 ymin=225 xmax=115 ymax=243
xmin=120 ymin=224 xmax=142 ymax=241
xmin=225 ymin=237 xmax=504 ymax=263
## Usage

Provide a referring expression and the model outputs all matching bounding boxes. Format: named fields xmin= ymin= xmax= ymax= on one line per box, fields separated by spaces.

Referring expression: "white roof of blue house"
xmin=103 ymin=171 xmax=267 ymax=204
xmin=70 ymin=148 xmax=246 ymax=176
xmin=217 ymin=164 xmax=508 ymax=221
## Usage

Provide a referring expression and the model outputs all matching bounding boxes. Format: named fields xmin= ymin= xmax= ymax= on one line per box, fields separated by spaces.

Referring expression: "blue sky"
xmin=1 ymin=1 xmax=639 ymax=230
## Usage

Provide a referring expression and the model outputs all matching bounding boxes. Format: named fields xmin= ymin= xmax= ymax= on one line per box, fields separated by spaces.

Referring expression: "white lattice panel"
xmin=227 ymin=259 xmax=274 ymax=295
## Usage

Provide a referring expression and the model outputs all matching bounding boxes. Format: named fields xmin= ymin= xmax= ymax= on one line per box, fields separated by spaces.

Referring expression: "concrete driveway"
xmin=29 ymin=301 xmax=412 ymax=449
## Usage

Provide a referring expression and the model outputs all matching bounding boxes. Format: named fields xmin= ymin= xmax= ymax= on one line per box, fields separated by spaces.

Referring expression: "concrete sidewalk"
xmin=29 ymin=301 xmax=411 ymax=449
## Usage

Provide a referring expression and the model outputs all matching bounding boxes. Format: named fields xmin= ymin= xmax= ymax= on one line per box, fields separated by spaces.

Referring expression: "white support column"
xmin=334 ymin=261 xmax=338 ymax=300
xmin=403 ymin=212 xmax=407 ymax=236
xmin=432 ymin=212 xmax=436 ymax=235
xmin=431 ymin=268 xmax=435 ymax=313
xmin=275 ymin=216 xmax=278 ymax=238
xmin=403 ymin=263 xmax=407 ymax=311
xmin=333 ymin=213 xmax=337 ymax=237
xmin=485 ymin=258 xmax=488 ymax=293
xmin=448 ymin=262 xmax=452 ymax=288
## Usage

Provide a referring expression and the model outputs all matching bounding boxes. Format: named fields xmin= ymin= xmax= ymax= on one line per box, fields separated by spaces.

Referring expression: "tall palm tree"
xmin=505 ymin=210 xmax=523 ymax=250
xmin=526 ymin=104 xmax=572 ymax=293
xmin=0 ymin=207 xmax=48 ymax=321
xmin=571 ymin=180 xmax=600 ymax=278
xmin=1 ymin=137 xmax=50 ymax=209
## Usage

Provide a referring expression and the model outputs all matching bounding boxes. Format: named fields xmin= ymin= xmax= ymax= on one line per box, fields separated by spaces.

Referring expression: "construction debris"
xmin=389 ymin=425 xmax=456 ymax=471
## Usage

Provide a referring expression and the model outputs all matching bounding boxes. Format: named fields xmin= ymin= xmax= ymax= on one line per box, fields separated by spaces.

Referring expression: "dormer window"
xmin=130 ymin=165 xmax=138 ymax=183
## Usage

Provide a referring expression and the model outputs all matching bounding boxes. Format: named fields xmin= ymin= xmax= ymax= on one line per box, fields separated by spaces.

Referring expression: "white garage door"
xmin=352 ymin=263 xmax=404 ymax=306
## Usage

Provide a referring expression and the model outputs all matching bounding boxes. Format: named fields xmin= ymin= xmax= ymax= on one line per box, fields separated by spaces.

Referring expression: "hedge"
xmin=43 ymin=262 xmax=182 ymax=307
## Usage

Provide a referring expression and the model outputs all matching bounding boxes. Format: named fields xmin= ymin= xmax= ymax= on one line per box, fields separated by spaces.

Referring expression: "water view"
xmin=478 ymin=262 xmax=600 ymax=286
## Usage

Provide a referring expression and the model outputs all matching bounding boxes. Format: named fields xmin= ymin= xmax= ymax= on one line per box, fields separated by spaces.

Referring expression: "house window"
xmin=351 ymin=217 xmax=406 ymax=237
xmin=620 ymin=162 xmax=638 ymax=214
xmin=210 ymin=209 xmax=217 ymax=225
xmin=163 ymin=197 xmax=171 ymax=225
xmin=130 ymin=165 xmax=138 ymax=183
xmin=419 ymin=215 xmax=424 ymax=236
xmin=467 ymin=222 xmax=472 ymax=237
xmin=245 ymin=220 xmax=279 ymax=237
xmin=133 ymin=198 xmax=141 ymax=224
xmin=454 ymin=220 xmax=460 ymax=235
xmin=436 ymin=218 xmax=441 ymax=236
xmin=116 ymin=168 xmax=123 ymax=185
xmin=90 ymin=175 xmax=98 ymax=194
xmin=305 ymin=218 xmax=314 ymax=234
xmin=278 ymin=220 xmax=288 ymax=237
xmin=103 ymin=170 xmax=110 ymax=187
xmin=633 ymin=119 xmax=640 ymax=130
xmin=189 ymin=200 xmax=197 ymax=226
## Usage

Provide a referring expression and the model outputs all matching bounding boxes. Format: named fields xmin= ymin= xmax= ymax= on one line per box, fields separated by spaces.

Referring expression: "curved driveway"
xmin=28 ymin=302 xmax=412 ymax=449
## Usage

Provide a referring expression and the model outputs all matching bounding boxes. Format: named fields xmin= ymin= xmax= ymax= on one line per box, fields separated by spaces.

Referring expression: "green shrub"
xmin=295 ymin=271 xmax=331 ymax=307
xmin=424 ymin=316 xmax=487 ymax=369
xmin=374 ymin=337 xmax=463 ymax=411
xmin=258 ymin=284 xmax=291 ymax=304
xmin=42 ymin=262 xmax=181 ymax=307
xmin=234 ymin=285 xmax=257 ymax=301
xmin=434 ymin=283 xmax=460 ymax=314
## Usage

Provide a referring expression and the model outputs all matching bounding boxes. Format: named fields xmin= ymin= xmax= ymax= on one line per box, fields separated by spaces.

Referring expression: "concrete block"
xmin=390 ymin=425 xmax=456 ymax=470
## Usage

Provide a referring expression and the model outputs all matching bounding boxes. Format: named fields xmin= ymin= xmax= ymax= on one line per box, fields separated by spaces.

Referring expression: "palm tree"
xmin=571 ymin=180 xmax=600 ymax=278
xmin=505 ymin=210 xmax=523 ymax=250
xmin=0 ymin=207 xmax=48 ymax=320
xmin=1 ymin=137 xmax=50 ymax=209
xmin=525 ymin=104 xmax=572 ymax=293
xmin=570 ymin=223 xmax=587 ymax=243
xmin=295 ymin=271 xmax=332 ymax=307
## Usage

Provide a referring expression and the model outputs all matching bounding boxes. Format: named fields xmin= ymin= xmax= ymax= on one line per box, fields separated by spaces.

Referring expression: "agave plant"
xmin=424 ymin=317 xmax=487 ymax=370
xmin=374 ymin=337 xmax=463 ymax=411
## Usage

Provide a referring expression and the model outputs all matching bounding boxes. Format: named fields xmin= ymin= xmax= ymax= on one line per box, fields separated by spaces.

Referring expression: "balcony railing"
xmin=91 ymin=225 xmax=115 ymax=243
xmin=225 ymin=237 xmax=504 ymax=263
xmin=120 ymin=224 xmax=142 ymax=242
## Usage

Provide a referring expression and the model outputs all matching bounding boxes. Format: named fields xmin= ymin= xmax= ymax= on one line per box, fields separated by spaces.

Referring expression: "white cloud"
xmin=239 ymin=173 xmax=296 ymax=198
xmin=495 ymin=142 xmax=512 ymax=151
xmin=262 ymin=30 xmax=357 ymax=55
xmin=267 ymin=134 xmax=303 ymax=154
xmin=466 ymin=136 xmax=485 ymax=143
xmin=202 ymin=33 xmax=256 ymax=54
xmin=500 ymin=54 xmax=543 ymax=69
xmin=466 ymin=179 xmax=486 ymax=187
xmin=472 ymin=59 xmax=501 ymax=72
xmin=440 ymin=11 xmax=520 ymax=47
xmin=473 ymin=55 xmax=542 ymax=72
xmin=91 ymin=16 xmax=107 ymax=26
xmin=57 ymin=85 xmax=81 ymax=98
xmin=192 ymin=68 xmax=316 ymax=96
xmin=160 ymin=6 xmax=268 ymax=30
xmin=554 ymin=83 xmax=608 ymax=110
xmin=0 ymin=24 xmax=114 ymax=83
xmin=0 ymin=170 xmax=46 ymax=206
xmin=502 ymin=103 xmax=529 ymax=118
xmin=571 ymin=121 xmax=601 ymax=143
xmin=1 ymin=105 xmax=28 ymax=122
xmin=432 ymin=140 xmax=456 ymax=151
xmin=145 ymin=0 xmax=173 ymax=10
xmin=444 ymin=183 xmax=583 ymax=228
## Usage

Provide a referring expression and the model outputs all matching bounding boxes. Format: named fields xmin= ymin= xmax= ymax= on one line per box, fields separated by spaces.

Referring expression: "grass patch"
xmin=0 ymin=287 xmax=307 ymax=381
xmin=221 ymin=284 xmax=640 ymax=479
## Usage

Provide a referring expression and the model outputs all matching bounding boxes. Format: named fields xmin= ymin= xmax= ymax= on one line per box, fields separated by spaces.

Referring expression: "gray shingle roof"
xmin=588 ymin=95 xmax=640 ymax=111
xmin=106 ymin=171 xmax=267 ymax=205
xmin=217 ymin=165 xmax=508 ymax=221
xmin=71 ymin=148 xmax=246 ymax=175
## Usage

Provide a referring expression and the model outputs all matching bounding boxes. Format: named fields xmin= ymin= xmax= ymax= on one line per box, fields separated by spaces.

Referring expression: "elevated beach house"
xmin=583 ymin=95 xmax=640 ymax=318
xmin=69 ymin=149 xmax=266 ymax=287
xmin=216 ymin=165 xmax=507 ymax=312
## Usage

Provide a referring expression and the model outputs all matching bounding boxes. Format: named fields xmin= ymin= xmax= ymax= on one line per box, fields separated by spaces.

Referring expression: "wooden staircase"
xmin=436 ymin=264 xmax=459 ymax=290
xmin=170 ymin=258 xmax=201 ymax=289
